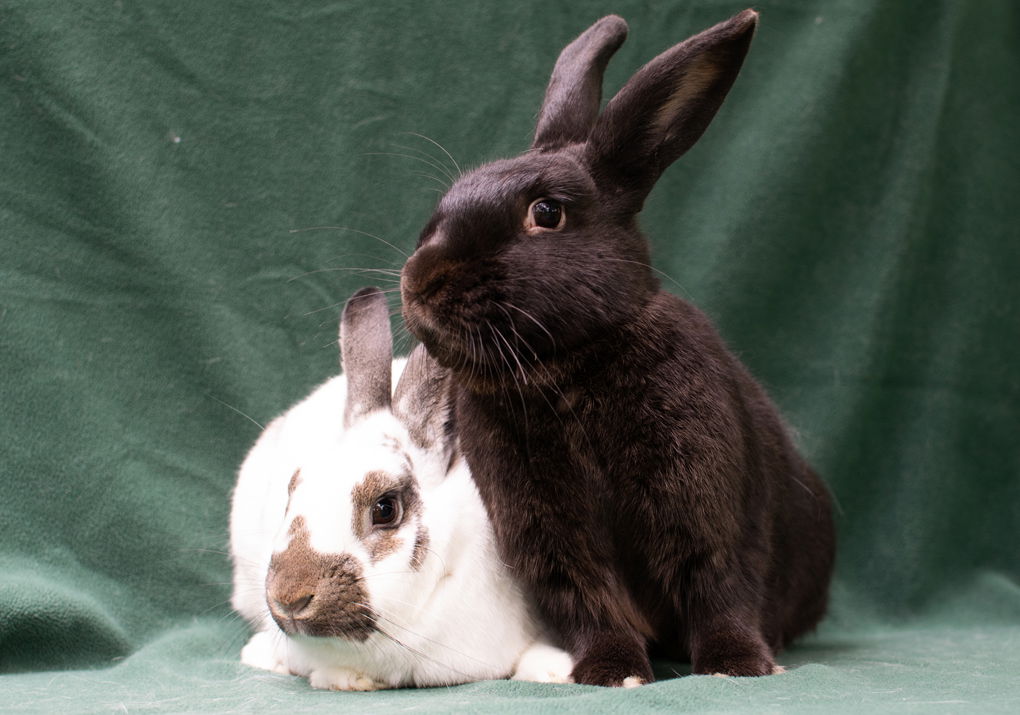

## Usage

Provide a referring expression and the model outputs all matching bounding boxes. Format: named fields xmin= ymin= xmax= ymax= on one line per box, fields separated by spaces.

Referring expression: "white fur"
xmin=512 ymin=642 xmax=575 ymax=684
xmin=229 ymin=358 xmax=572 ymax=689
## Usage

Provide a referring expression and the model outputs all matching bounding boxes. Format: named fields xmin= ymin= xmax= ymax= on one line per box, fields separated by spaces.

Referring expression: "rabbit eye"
xmin=371 ymin=495 xmax=402 ymax=528
xmin=527 ymin=198 xmax=565 ymax=231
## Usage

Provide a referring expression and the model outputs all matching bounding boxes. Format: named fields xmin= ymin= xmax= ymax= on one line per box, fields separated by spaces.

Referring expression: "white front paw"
xmin=512 ymin=642 xmax=575 ymax=684
xmin=309 ymin=667 xmax=385 ymax=691
xmin=240 ymin=631 xmax=291 ymax=675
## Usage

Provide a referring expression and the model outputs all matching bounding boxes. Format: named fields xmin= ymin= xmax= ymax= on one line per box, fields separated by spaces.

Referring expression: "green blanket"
xmin=2 ymin=0 xmax=1018 ymax=711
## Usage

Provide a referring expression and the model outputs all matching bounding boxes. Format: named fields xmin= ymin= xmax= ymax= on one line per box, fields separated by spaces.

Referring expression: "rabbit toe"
xmin=309 ymin=667 xmax=384 ymax=691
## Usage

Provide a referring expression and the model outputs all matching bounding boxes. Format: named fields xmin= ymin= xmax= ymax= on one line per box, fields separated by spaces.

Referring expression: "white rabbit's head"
xmin=265 ymin=287 xmax=455 ymax=642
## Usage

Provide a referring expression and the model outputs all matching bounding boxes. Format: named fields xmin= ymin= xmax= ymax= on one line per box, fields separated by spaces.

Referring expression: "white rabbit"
xmin=229 ymin=286 xmax=572 ymax=690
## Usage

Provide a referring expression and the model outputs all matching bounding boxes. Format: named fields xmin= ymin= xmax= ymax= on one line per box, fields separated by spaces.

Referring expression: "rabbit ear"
xmin=532 ymin=15 xmax=628 ymax=150
xmin=340 ymin=286 xmax=393 ymax=428
xmin=392 ymin=344 xmax=452 ymax=453
xmin=585 ymin=9 xmax=758 ymax=210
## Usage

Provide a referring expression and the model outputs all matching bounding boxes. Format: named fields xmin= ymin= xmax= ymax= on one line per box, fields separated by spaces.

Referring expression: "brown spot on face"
xmin=288 ymin=469 xmax=302 ymax=497
xmin=410 ymin=523 xmax=430 ymax=572
xmin=351 ymin=469 xmax=422 ymax=565
xmin=266 ymin=516 xmax=375 ymax=641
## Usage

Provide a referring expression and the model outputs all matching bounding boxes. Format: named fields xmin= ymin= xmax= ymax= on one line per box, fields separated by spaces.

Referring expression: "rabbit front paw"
xmin=240 ymin=631 xmax=291 ymax=675
xmin=309 ymin=667 xmax=385 ymax=691
xmin=693 ymin=637 xmax=776 ymax=677
xmin=512 ymin=642 xmax=575 ymax=684
xmin=569 ymin=634 xmax=653 ymax=687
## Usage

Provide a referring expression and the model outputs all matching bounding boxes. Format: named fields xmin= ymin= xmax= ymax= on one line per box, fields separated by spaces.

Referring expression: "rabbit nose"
xmin=417 ymin=272 xmax=448 ymax=302
xmin=403 ymin=265 xmax=446 ymax=303
xmin=402 ymin=247 xmax=457 ymax=303
xmin=274 ymin=592 xmax=314 ymax=617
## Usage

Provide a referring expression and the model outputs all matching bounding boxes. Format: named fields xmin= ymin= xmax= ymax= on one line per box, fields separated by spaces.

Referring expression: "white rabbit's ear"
xmin=585 ymin=9 xmax=757 ymax=210
xmin=392 ymin=344 xmax=451 ymax=453
xmin=532 ymin=15 xmax=628 ymax=151
xmin=340 ymin=286 xmax=393 ymax=428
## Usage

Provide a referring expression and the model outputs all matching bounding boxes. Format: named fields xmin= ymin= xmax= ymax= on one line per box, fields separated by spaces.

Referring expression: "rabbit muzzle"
xmin=266 ymin=517 xmax=376 ymax=640
xmin=400 ymin=252 xmax=461 ymax=367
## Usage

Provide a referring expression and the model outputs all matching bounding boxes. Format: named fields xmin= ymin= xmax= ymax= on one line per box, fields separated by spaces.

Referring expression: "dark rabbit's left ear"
xmin=585 ymin=9 xmax=758 ymax=210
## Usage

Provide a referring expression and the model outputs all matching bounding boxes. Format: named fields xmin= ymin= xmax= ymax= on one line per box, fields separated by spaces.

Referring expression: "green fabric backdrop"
xmin=2 ymin=0 xmax=1018 ymax=711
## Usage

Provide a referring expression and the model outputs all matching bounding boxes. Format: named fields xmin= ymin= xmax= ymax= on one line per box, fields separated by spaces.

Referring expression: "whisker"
xmin=368 ymin=614 xmax=500 ymax=683
xmin=289 ymin=226 xmax=409 ymax=259
xmin=599 ymin=256 xmax=690 ymax=295
xmin=288 ymin=267 xmax=401 ymax=284
xmin=208 ymin=394 xmax=264 ymax=431
xmin=391 ymin=143 xmax=458 ymax=185
xmin=308 ymin=250 xmax=403 ymax=269
xmin=501 ymin=302 xmax=556 ymax=352
xmin=359 ymin=151 xmax=453 ymax=188
xmin=407 ymin=171 xmax=452 ymax=190
xmin=403 ymin=131 xmax=463 ymax=178
xmin=305 ymin=288 xmax=402 ymax=320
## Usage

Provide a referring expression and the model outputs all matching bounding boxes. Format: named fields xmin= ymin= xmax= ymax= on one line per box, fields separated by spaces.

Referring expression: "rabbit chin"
xmin=400 ymin=305 xmax=537 ymax=393
xmin=400 ymin=302 xmax=455 ymax=367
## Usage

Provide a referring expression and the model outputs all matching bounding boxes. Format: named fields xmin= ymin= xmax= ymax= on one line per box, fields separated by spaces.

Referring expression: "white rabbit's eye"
xmin=527 ymin=198 xmax=565 ymax=231
xmin=371 ymin=495 xmax=402 ymax=528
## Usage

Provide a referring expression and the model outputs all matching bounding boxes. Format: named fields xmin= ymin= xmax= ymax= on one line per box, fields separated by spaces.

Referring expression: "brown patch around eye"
xmin=351 ymin=470 xmax=398 ymax=524
xmin=365 ymin=524 xmax=405 ymax=564
xmin=350 ymin=468 xmax=421 ymax=564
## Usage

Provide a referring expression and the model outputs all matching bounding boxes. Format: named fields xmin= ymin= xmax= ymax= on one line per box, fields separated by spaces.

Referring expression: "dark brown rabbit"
xmin=400 ymin=9 xmax=835 ymax=686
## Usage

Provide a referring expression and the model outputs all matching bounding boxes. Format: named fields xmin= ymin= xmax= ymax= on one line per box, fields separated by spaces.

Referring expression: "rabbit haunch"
xmin=229 ymin=287 xmax=573 ymax=689
xmin=401 ymin=10 xmax=836 ymax=687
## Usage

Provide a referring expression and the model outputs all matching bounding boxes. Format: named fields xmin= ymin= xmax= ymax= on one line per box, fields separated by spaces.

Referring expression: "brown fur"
xmin=350 ymin=469 xmax=423 ymax=565
xmin=267 ymin=517 xmax=375 ymax=640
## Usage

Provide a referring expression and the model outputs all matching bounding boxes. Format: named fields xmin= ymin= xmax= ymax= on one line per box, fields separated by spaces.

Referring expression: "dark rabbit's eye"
xmin=371 ymin=495 xmax=402 ymax=527
xmin=527 ymin=198 xmax=565 ymax=231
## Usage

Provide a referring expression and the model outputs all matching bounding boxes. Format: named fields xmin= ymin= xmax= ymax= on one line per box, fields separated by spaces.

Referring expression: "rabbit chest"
xmin=452 ymin=294 xmax=765 ymax=626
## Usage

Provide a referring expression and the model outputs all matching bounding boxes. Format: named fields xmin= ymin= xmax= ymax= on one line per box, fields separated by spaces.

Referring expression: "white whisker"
xmin=359 ymin=151 xmax=453 ymax=188
xmin=288 ymin=225 xmax=409 ymax=259
xmin=403 ymin=131 xmax=463 ymax=178
xmin=208 ymin=394 xmax=264 ymax=431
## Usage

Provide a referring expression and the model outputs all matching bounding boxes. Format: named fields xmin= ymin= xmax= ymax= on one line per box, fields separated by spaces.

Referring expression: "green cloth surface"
xmin=2 ymin=0 xmax=1018 ymax=711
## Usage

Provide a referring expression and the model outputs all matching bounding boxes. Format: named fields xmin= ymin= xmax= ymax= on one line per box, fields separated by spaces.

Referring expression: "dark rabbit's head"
xmin=402 ymin=11 xmax=757 ymax=382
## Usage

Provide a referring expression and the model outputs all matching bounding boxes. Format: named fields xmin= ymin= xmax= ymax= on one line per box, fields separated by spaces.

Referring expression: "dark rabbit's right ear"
xmin=586 ymin=9 xmax=758 ymax=211
xmin=340 ymin=286 xmax=393 ymax=428
xmin=532 ymin=15 xmax=628 ymax=150
xmin=392 ymin=344 xmax=453 ymax=457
